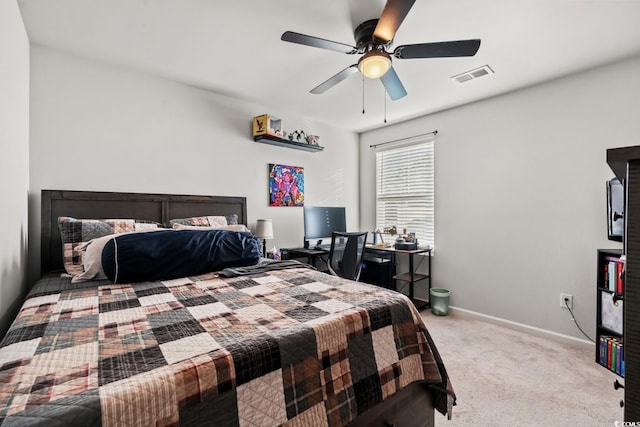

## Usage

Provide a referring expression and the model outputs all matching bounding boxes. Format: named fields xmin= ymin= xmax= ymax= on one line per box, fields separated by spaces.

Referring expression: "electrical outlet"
xmin=560 ymin=293 xmax=573 ymax=309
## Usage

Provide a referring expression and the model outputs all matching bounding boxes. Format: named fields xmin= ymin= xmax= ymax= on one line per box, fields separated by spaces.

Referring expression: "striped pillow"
xmin=58 ymin=216 xmax=160 ymax=276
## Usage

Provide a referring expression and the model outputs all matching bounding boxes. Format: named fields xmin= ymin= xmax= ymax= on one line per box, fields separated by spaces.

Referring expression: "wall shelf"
xmin=254 ymin=135 xmax=324 ymax=152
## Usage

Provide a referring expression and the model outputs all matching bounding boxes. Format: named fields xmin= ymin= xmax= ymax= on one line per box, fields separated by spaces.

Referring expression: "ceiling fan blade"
xmin=374 ymin=0 xmax=416 ymax=42
xmin=379 ymin=66 xmax=407 ymax=100
xmin=281 ymin=31 xmax=357 ymax=54
xmin=310 ymin=65 xmax=359 ymax=94
xmin=394 ymin=39 xmax=481 ymax=59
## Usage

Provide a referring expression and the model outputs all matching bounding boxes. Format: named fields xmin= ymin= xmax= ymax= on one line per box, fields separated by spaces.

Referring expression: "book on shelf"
xmin=603 ymin=256 xmax=624 ymax=294
xmin=599 ymin=335 xmax=624 ymax=376
xmin=617 ymin=342 xmax=623 ymax=375
xmin=617 ymin=261 xmax=624 ymax=294
xmin=610 ymin=261 xmax=615 ymax=292
xmin=608 ymin=260 xmax=617 ymax=292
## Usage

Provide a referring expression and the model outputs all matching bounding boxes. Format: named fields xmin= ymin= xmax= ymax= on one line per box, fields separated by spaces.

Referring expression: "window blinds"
xmin=375 ymin=135 xmax=434 ymax=248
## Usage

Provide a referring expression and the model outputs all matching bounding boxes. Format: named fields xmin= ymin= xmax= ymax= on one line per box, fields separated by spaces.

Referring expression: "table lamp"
xmin=255 ymin=219 xmax=274 ymax=256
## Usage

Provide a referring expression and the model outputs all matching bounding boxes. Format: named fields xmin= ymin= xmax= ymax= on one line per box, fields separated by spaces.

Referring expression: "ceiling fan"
xmin=281 ymin=0 xmax=481 ymax=100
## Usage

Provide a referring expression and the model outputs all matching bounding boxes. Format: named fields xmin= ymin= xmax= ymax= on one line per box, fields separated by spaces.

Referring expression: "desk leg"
xmin=409 ymin=254 xmax=415 ymax=300
xmin=410 ymin=253 xmax=429 ymax=311
xmin=391 ymin=252 xmax=397 ymax=291
xmin=308 ymin=254 xmax=328 ymax=273
xmin=427 ymin=251 xmax=431 ymax=308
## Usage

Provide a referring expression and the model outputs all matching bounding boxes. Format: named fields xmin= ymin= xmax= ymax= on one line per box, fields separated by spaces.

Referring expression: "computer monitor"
xmin=304 ymin=206 xmax=346 ymax=249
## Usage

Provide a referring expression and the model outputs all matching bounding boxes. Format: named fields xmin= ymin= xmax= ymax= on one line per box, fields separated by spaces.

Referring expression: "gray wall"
xmin=27 ymin=46 xmax=360 ymax=282
xmin=360 ymin=56 xmax=640 ymax=340
xmin=20 ymin=31 xmax=640 ymax=342
xmin=0 ymin=1 xmax=30 ymax=336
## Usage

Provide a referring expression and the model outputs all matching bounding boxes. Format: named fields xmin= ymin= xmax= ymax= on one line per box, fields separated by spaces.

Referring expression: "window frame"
xmin=374 ymin=134 xmax=435 ymax=249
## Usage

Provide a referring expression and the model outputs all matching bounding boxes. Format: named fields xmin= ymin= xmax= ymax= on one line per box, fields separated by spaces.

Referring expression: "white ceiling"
xmin=17 ymin=0 xmax=640 ymax=133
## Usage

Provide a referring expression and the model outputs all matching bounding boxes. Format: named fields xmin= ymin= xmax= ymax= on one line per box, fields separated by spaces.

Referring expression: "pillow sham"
xmin=101 ymin=229 xmax=261 ymax=284
xmin=172 ymin=223 xmax=249 ymax=232
xmin=58 ymin=216 xmax=160 ymax=276
xmin=169 ymin=214 xmax=239 ymax=227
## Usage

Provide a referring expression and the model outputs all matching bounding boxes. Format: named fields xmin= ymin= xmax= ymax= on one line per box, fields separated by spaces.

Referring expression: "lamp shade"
xmin=255 ymin=219 xmax=274 ymax=239
xmin=358 ymin=50 xmax=391 ymax=79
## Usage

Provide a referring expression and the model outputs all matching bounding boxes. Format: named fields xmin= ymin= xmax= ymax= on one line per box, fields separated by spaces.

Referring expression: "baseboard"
xmin=447 ymin=306 xmax=594 ymax=348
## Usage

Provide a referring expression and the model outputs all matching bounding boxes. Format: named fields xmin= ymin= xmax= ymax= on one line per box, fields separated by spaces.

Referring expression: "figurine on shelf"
xmin=306 ymin=134 xmax=320 ymax=145
xmin=288 ymin=130 xmax=307 ymax=142
xmin=384 ymin=225 xmax=398 ymax=236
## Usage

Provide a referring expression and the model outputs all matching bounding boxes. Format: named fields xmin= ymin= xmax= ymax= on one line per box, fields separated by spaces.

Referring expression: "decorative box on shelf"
xmin=252 ymin=114 xmax=283 ymax=138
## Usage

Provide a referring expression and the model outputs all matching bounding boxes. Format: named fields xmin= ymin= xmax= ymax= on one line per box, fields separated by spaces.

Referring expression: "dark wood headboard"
xmin=41 ymin=190 xmax=247 ymax=274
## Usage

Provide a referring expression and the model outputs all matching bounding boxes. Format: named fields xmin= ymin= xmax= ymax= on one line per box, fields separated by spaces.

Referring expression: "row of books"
xmin=603 ymin=256 xmax=624 ymax=293
xmin=599 ymin=335 xmax=624 ymax=376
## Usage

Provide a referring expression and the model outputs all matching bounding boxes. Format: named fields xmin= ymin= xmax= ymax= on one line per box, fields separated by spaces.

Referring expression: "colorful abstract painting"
xmin=269 ymin=163 xmax=304 ymax=206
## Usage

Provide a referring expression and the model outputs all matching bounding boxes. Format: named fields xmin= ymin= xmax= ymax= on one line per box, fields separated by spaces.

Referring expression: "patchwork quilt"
xmin=0 ymin=267 xmax=453 ymax=426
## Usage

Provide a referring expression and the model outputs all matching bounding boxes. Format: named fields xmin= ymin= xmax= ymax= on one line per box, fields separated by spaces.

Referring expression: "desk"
xmin=364 ymin=245 xmax=432 ymax=309
xmin=281 ymin=247 xmax=329 ymax=272
xmin=283 ymin=245 xmax=432 ymax=309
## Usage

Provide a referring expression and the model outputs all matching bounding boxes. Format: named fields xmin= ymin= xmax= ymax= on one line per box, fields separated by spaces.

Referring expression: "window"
xmin=375 ymin=135 xmax=434 ymax=248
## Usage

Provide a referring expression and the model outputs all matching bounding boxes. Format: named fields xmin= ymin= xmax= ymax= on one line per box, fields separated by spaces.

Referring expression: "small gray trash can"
xmin=430 ymin=288 xmax=450 ymax=316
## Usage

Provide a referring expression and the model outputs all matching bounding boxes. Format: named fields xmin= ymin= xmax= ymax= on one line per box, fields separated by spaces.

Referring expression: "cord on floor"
xmin=565 ymin=299 xmax=595 ymax=343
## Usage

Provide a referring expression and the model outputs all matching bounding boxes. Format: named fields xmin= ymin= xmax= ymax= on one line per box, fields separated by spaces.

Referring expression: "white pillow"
xmin=71 ymin=234 xmax=115 ymax=283
xmin=207 ymin=216 xmax=228 ymax=227
xmin=171 ymin=223 xmax=249 ymax=232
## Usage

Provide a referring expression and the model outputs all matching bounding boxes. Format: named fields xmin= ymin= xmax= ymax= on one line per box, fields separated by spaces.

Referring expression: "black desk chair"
xmin=327 ymin=231 xmax=368 ymax=281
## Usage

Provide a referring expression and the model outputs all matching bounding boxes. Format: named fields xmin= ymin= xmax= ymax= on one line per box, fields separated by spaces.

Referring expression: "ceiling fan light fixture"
xmin=358 ymin=51 xmax=391 ymax=79
xmin=281 ymin=1 xmax=481 ymax=100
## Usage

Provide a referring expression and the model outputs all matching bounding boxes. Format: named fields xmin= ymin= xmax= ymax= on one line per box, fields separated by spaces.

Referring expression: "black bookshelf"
xmin=607 ymin=145 xmax=640 ymax=418
xmin=596 ymin=248 xmax=624 ymax=378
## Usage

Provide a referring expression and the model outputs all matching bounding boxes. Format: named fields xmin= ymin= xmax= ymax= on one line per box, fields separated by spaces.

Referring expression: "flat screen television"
xmin=607 ymin=177 xmax=624 ymax=242
xmin=304 ymin=206 xmax=346 ymax=249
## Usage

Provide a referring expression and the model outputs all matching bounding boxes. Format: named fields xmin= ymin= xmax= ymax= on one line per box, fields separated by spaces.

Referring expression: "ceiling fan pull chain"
xmin=362 ymin=74 xmax=365 ymax=114
xmin=384 ymin=90 xmax=387 ymax=123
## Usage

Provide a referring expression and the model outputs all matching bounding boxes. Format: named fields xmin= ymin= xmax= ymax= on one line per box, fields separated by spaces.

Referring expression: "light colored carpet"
xmin=420 ymin=309 xmax=624 ymax=427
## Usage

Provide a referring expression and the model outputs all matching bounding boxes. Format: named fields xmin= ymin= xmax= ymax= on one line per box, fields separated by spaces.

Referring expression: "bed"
xmin=0 ymin=190 xmax=454 ymax=426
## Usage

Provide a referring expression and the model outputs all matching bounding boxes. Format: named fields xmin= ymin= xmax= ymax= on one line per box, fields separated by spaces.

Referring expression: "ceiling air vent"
xmin=451 ymin=65 xmax=494 ymax=84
